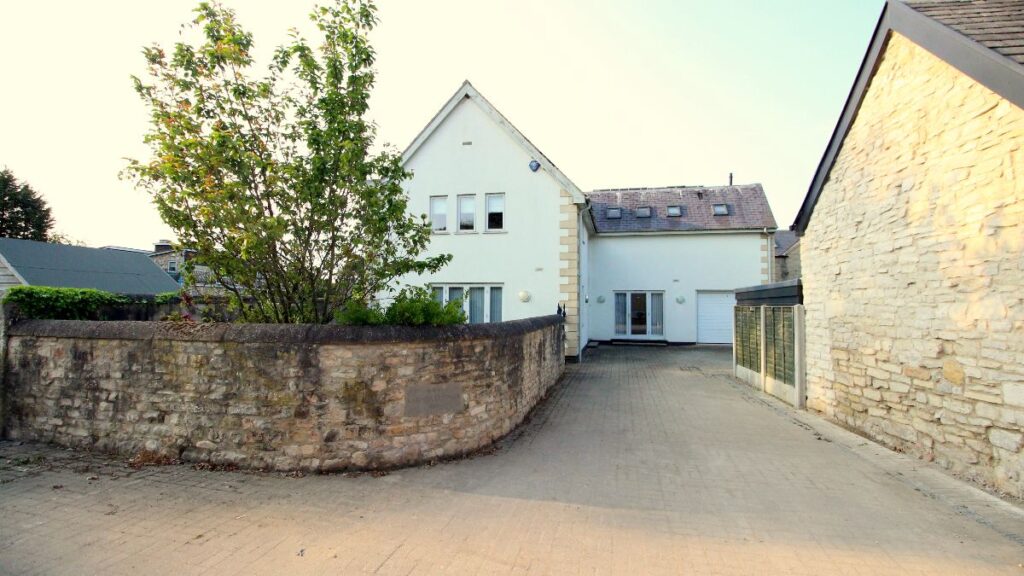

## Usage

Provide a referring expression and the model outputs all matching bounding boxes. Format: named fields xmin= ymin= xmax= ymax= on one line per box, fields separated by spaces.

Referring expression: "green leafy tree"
xmin=124 ymin=1 xmax=449 ymax=323
xmin=0 ymin=168 xmax=55 ymax=241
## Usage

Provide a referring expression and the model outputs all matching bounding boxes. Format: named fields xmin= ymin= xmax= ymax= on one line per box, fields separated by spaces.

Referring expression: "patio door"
xmin=614 ymin=291 xmax=664 ymax=338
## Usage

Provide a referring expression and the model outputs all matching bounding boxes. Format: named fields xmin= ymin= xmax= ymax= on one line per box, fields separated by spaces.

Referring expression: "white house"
xmin=396 ymin=81 xmax=776 ymax=359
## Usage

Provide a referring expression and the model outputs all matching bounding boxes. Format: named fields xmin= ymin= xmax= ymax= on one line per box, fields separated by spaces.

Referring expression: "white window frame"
xmin=429 ymin=196 xmax=448 ymax=233
xmin=431 ymin=283 xmax=503 ymax=323
xmin=613 ymin=290 xmax=665 ymax=339
xmin=168 ymin=260 xmax=178 ymax=273
xmin=485 ymin=193 xmax=505 ymax=231
xmin=457 ymin=194 xmax=476 ymax=232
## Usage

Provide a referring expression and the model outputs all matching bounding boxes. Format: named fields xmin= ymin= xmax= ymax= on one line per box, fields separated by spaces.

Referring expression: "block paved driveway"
xmin=1 ymin=346 xmax=1023 ymax=575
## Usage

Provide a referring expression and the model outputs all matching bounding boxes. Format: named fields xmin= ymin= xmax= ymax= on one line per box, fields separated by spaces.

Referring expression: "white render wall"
xmin=577 ymin=213 xmax=591 ymax=355
xmin=397 ymin=97 xmax=565 ymax=321
xmin=586 ymin=232 xmax=766 ymax=343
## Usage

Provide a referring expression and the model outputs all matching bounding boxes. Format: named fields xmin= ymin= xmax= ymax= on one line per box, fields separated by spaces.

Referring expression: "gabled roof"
xmin=402 ymin=80 xmax=586 ymax=204
xmin=0 ymin=237 xmax=180 ymax=295
xmin=774 ymin=230 xmax=799 ymax=257
xmin=793 ymin=0 xmax=1024 ymax=235
xmin=587 ymin=184 xmax=777 ymax=234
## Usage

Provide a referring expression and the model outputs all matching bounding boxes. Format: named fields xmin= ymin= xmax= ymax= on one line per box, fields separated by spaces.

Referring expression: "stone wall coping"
xmin=7 ymin=315 xmax=564 ymax=344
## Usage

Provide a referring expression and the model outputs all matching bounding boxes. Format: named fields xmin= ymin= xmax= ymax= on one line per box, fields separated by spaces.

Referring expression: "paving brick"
xmin=0 ymin=346 xmax=1021 ymax=575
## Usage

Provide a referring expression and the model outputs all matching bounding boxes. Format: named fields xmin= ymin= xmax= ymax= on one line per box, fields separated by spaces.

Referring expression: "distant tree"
xmin=47 ymin=231 xmax=86 ymax=246
xmin=124 ymin=0 xmax=449 ymax=324
xmin=0 ymin=168 xmax=55 ymax=241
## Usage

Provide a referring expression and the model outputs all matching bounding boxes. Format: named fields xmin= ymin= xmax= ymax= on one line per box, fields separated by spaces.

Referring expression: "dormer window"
xmin=667 ymin=206 xmax=682 ymax=217
xmin=606 ymin=207 xmax=622 ymax=219
xmin=712 ymin=203 xmax=729 ymax=216
xmin=636 ymin=207 xmax=652 ymax=218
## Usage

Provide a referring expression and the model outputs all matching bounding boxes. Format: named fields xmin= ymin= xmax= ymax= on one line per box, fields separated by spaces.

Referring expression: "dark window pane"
xmin=468 ymin=287 xmax=485 ymax=324
xmin=448 ymin=287 xmax=463 ymax=306
xmin=489 ymin=287 xmax=502 ymax=322
xmin=630 ymin=292 xmax=647 ymax=335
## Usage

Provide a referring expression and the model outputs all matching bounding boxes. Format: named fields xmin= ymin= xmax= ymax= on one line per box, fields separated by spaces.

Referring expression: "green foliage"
xmin=3 ymin=286 xmax=130 ymax=320
xmin=123 ymin=0 xmax=450 ymax=324
xmin=336 ymin=287 xmax=466 ymax=326
xmin=0 ymin=168 xmax=55 ymax=241
xmin=334 ymin=299 xmax=386 ymax=326
xmin=154 ymin=291 xmax=179 ymax=305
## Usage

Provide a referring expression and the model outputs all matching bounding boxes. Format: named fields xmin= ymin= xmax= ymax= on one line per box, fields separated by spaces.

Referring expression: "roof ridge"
xmin=588 ymin=183 xmax=762 ymax=193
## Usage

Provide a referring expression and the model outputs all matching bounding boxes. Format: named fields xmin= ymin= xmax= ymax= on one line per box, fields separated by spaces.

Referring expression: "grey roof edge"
xmin=735 ymin=278 xmax=801 ymax=294
xmin=792 ymin=0 xmax=1024 ymax=235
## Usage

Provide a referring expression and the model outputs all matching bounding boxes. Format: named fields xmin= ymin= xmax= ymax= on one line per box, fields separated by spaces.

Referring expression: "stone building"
xmin=793 ymin=0 xmax=1024 ymax=496
xmin=773 ymin=230 xmax=800 ymax=282
xmin=148 ymin=240 xmax=222 ymax=296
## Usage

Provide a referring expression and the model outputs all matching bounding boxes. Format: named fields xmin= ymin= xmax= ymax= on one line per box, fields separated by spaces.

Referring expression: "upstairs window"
xmin=168 ymin=260 xmax=178 ymax=273
xmin=712 ymin=203 xmax=729 ymax=216
xmin=429 ymin=196 xmax=447 ymax=232
xmin=486 ymin=193 xmax=505 ymax=230
xmin=667 ymin=205 xmax=682 ymax=217
xmin=606 ymin=207 xmax=622 ymax=219
xmin=636 ymin=207 xmax=652 ymax=218
xmin=458 ymin=195 xmax=475 ymax=231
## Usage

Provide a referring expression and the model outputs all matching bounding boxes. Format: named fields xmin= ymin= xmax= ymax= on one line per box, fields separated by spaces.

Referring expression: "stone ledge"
xmin=8 ymin=315 xmax=565 ymax=344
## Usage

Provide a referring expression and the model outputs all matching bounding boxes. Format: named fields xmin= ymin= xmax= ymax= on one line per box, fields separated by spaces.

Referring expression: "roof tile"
xmin=587 ymin=184 xmax=777 ymax=234
xmin=908 ymin=0 xmax=1024 ymax=65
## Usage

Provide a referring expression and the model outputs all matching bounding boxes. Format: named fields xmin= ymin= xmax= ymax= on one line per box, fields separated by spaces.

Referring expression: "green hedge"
xmin=335 ymin=287 xmax=466 ymax=326
xmin=4 ymin=286 xmax=135 ymax=320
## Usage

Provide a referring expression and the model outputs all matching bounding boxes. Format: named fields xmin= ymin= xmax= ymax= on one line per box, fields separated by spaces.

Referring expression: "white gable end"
xmin=394 ymin=83 xmax=580 ymax=329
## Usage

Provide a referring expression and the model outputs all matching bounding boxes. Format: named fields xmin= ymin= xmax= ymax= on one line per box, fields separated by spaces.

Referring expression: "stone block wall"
xmin=802 ymin=32 xmax=1024 ymax=496
xmin=558 ymin=189 xmax=581 ymax=357
xmin=774 ymin=242 xmax=801 ymax=283
xmin=1 ymin=316 xmax=564 ymax=472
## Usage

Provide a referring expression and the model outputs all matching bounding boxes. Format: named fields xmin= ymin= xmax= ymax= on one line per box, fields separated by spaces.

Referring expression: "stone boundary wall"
xmin=1 ymin=316 xmax=564 ymax=472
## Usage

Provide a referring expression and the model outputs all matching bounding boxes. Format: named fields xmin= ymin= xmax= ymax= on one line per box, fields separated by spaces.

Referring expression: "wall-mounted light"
xmin=518 ymin=290 xmax=531 ymax=303
xmin=528 ymin=160 xmax=541 ymax=172
xmin=596 ymin=295 xmax=606 ymax=304
xmin=675 ymin=295 xmax=686 ymax=304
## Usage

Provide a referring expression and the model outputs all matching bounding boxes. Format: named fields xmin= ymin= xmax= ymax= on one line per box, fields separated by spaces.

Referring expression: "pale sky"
xmin=0 ymin=0 xmax=883 ymax=249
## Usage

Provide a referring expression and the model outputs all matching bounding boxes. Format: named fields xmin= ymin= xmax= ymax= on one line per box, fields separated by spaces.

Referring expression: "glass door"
xmin=630 ymin=293 xmax=647 ymax=335
xmin=615 ymin=291 xmax=665 ymax=338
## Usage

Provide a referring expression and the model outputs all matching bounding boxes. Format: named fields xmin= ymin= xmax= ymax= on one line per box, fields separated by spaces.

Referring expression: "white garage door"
xmin=697 ymin=291 xmax=736 ymax=344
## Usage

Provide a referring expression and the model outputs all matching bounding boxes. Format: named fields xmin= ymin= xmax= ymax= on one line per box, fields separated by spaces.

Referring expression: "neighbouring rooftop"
xmin=587 ymin=184 xmax=777 ymax=234
xmin=0 ymin=237 xmax=180 ymax=295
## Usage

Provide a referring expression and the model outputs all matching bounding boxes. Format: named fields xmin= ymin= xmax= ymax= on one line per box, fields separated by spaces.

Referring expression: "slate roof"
xmin=908 ymin=0 xmax=1024 ymax=65
xmin=774 ymin=230 xmax=799 ymax=257
xmin=587 ymin=184 xmax=777 ymax=234
xmin=0 ymin=238 xmax=180 ymax=295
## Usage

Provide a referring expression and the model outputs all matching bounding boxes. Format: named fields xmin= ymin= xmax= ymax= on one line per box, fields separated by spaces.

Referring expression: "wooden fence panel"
xmin=734 ymin=306 xmax=760 ymax=372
